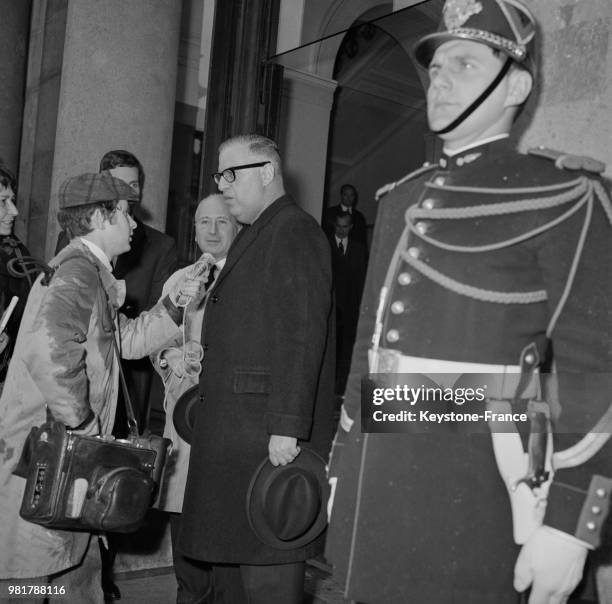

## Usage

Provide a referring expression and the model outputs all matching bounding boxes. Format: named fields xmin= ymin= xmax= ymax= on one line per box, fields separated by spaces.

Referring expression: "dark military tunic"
xmin=326 ymin=138 xmax=612 ymax=603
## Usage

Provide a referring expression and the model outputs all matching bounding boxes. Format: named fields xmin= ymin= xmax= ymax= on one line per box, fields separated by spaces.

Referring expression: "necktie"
xmin=338 ymin=240 xmax=344 ymax=255
xmin=205 ymin=265 xmax=217 ymax=290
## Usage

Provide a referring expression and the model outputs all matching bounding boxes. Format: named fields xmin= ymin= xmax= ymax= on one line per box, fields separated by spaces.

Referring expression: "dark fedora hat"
xmin=172 ymin=385 xmax=200 ymax=444
xmin=246 ymin=448 xmax=329 ymax=550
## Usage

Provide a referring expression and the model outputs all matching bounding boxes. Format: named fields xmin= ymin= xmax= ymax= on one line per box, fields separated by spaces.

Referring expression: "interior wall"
xmin=324 ymin=19 xmax=428 ymax=228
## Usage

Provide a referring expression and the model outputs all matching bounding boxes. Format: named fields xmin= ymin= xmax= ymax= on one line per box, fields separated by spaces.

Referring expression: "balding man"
xmin=152 ymin=194 xmax=238 ymax=604
xmin=178 ymin=135 xmax=335 ymax=603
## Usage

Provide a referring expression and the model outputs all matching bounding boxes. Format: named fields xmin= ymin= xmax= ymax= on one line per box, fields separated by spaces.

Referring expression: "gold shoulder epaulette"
xmin=528 ymin=146 xmax=606 ymax=174
xmin=375 ymin=162 xmax=437 ymax=201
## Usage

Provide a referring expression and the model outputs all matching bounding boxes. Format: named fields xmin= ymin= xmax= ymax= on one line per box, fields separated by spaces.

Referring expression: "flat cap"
xmin=58 ymin=171 xmax=139 ymax=209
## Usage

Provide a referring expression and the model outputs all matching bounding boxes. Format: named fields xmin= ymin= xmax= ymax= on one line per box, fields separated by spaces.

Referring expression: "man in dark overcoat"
xmin=326 ymin=1 xmax=612 ymax=603
xmin=178 ymin=134 xmax=335 ymax=603
xmin=329 ymin=211 xmax=368 ymax=393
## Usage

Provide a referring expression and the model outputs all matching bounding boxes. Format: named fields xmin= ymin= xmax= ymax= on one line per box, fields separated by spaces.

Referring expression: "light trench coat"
xmin=152 ymin=258 xmax=210 ymax=513
xmin=0 ymin=240 xmax=181 ymax=579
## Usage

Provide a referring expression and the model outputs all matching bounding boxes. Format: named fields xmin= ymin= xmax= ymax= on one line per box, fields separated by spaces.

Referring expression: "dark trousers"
xmin=211 ymin=561 xmax=305 ymax=604
xmin=170 ymin=514 xmax=214 ymax=604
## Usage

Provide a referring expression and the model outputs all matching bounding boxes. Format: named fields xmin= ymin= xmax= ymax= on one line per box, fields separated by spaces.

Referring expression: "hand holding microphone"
xmin=171 ymin=254 xmax=216 ymax=307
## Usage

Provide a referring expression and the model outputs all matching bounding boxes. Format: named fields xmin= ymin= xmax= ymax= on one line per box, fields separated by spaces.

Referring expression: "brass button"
xmin=439 ymin=157 xmax=447 ymax=168
xmin=591 ymin=506 xmax=602 ymax=515
xmin=596 ymin=488 xmax=607 ymax=498
xmin=524 ymin=353 xmax=535 ymax=365
xmin=408 ymin=247 xmax=420 ymax=259
xmin=415 ymin=222 xmax=427 ymax=235
xmin=398 ymin=272 xmax=412 ymax=285
xmin=422 ymin=198 xmax=435 ymax=210
xmin=586 ymin=521 xmax=596 ymax=531
xmin=391 ymin=301 xmax=405 ymax=314
xmin=456 ymin=156 xmax=465 ymax=167
xmin=386 ymin=329 xmax=400 ymax=343
xmin=434 ymin=176 xmax=445 ymax=186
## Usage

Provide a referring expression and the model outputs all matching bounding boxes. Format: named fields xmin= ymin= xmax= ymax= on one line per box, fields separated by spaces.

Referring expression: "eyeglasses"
xmin=212 ymin=161 xmax=270 ymax=185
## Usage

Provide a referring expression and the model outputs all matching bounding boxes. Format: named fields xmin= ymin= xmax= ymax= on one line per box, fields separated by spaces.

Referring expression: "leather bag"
xmin=17 ymin=421 xmax=169 ymax=532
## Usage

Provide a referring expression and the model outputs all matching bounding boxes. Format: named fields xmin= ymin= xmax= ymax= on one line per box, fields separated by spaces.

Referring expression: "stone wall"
xmin=519 ymin=0 xmax=612 ymax=176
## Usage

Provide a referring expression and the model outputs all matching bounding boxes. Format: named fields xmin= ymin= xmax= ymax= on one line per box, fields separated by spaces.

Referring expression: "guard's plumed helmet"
xmin=414 ymin=0 xmax=537 ymax=75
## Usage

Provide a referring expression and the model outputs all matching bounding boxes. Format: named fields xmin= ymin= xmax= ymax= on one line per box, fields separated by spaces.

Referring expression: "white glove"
xmin=514 ymin=525 xmax=588 ymax=603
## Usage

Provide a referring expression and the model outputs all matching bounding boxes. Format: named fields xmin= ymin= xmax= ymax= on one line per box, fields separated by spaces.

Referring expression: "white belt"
xmin=369 ymin=348 xmax=538 ymax=400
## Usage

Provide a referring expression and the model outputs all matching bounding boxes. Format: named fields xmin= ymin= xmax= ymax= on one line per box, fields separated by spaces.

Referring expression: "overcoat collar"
xmin=214 ymin=195 xmax=292 ymax=289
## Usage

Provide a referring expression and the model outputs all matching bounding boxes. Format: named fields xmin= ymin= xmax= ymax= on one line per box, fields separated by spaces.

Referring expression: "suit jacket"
xmin=329 ymin=236 xmax=368 ymax=317
xmin=323 ymin=204 xmax=368 ymax=247
xmin=178 ymin=195 xmax=335 ymax=564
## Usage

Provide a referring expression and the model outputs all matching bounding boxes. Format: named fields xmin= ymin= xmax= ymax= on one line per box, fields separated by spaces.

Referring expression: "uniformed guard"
xmin=326 ymin=1 xmax=612 ymax=603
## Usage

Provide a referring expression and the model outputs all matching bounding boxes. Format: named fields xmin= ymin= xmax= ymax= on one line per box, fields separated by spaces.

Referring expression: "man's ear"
xmin=89 ymin=207 xmax=106 ymax=230
xmin=260 ymin=162 xmax=275 ymax=187
xmin=505 ymin=69 xmax=532 ymax=108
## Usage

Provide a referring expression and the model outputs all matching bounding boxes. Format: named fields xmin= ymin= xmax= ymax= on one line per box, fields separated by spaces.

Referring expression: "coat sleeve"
xmin=149 ymin=267 xmax=188 ymax=376
xmin=263 ymin=217 xmax=333 ymax=440
xmin=118 ymin=297 xmax=182 ymax=360
xmin=535 ymin=178 xmax=612 ymax=547
xmin=24 ymin=257 xmax=97 ymax=428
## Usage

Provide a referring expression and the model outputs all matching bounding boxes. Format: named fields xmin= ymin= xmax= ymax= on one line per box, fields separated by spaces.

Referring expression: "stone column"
xmin=19 ymin=0 xmax=182 ymax=259
xmin=278 ymin=67 xmax=337 ymax=221
xmin=0 ymin=1 xmax=31 ymax=175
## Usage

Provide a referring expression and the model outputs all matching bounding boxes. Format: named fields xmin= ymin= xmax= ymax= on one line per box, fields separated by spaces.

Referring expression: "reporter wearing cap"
xmin=326 ymin=1 xmax=612 ymax=603
xmin=0 ymin=172 xmax=203 ymax=603
xmin=151 ymin=194 xmax=238 ymax=604
xmin=177 ymin=135 xmax=335 ymax=603
xmin=55 ymin=150 xmax=179 ymax=433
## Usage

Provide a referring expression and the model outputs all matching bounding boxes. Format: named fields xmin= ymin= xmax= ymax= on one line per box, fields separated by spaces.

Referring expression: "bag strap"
xmin=93 ymin=266 xmax=140 ymax=439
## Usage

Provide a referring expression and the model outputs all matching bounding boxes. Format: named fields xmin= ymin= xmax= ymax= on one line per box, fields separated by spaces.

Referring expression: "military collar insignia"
xmin=439 ymin=151 xmax=482 ymax=169
xmin=444 ymin=0 xmax=483 ymax=30
xmin=461 ymin=151 xmax=482 ymax=165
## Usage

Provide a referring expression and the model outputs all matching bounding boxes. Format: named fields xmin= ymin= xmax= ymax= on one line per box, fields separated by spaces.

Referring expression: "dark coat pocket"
xmin=232 ymin=369 xmax=271 ymax=394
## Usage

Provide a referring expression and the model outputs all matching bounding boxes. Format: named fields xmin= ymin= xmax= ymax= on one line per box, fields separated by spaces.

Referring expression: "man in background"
xmin=323 ymin=184 xmax=367 ymax=247
xmin=152 ymin=194 xmax=238 ymax=604
xmin=329 ymin=211 xmax=367 ymax=394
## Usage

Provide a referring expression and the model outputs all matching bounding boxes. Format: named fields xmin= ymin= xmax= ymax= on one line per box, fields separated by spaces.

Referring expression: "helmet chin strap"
xmin=432 ymin=57 xmax=513 ymax=135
